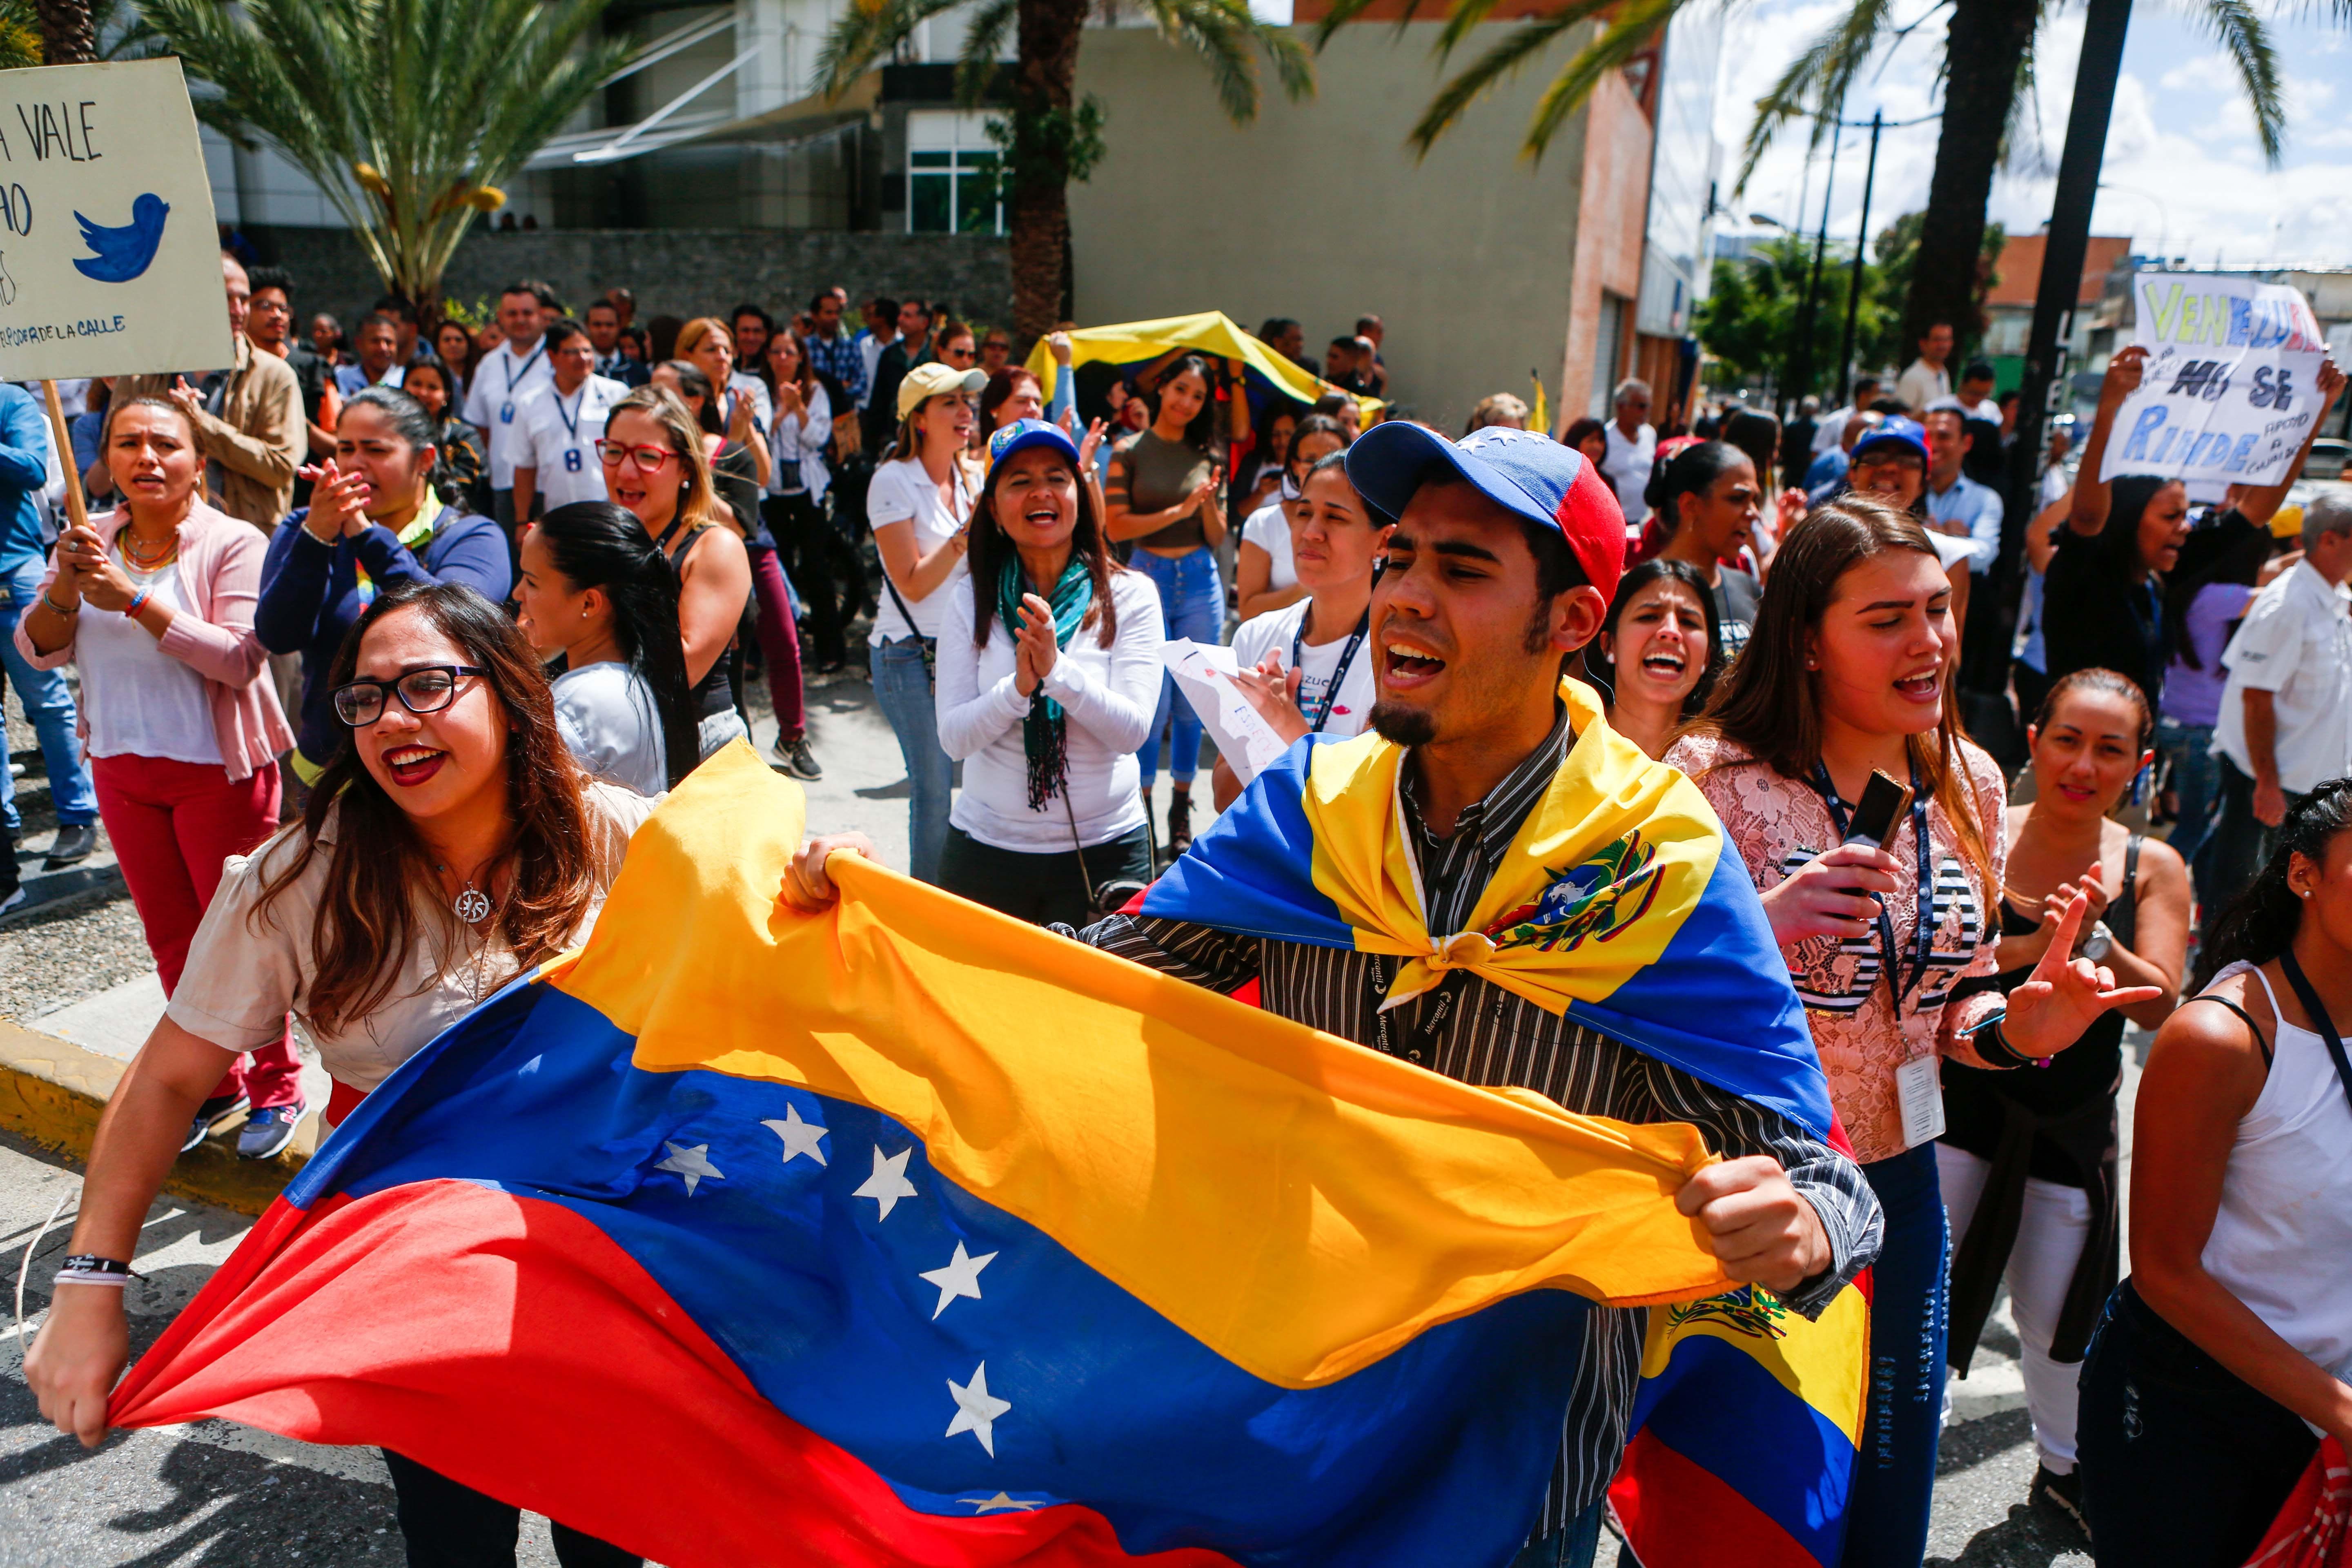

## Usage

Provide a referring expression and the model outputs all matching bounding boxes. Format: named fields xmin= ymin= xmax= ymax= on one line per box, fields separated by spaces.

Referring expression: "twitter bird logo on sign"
xmin=71 ymin=193 xmax=169 ymax=283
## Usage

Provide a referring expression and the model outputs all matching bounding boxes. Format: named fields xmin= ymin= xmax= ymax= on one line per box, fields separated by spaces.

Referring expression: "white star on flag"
xmin=654 ymin=1141 xmax=724 ymax=1196
xmin=853 ymin=1144 xmax=918 ymax=1220
xmin=918 ymin=1241 xmax=997 ymax=1319
xmin=761 ymin=1104 xmax=829 ymax=1167
xmin=959 ymin=1492 xmax=1043 ymax=1512
xmin=945 ymin=1361 xmax=1012 ymax=1457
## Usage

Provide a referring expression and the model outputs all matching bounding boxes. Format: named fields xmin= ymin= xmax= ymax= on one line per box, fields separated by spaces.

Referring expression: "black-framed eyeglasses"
xmin=332 ymin=666 xmax=488 ymax=727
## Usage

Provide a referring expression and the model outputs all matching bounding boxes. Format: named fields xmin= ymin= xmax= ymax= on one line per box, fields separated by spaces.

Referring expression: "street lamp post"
xmin=1786 ymin=115 xmax=1843 ymax=419
xmin=1836 ymin=111 xmax=1885 ymax=406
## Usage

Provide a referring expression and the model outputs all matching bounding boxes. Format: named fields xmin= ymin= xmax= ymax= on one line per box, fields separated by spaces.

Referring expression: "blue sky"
xmin=1718 ymin=0 xmax=2352 ymax=267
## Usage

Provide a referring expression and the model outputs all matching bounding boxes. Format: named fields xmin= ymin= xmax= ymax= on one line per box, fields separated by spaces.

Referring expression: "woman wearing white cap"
xmin=935 ymin=419 xmax=1163 ymax=927
xmin=868 ymin=361 xmax=987 ymax=884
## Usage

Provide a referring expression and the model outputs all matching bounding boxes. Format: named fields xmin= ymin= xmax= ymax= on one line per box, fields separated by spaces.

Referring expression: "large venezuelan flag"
xmin=110 ymin=743 xmax=1744 ymax=1568
xmin=1134 ymin=683 xmax=1869 ymax=1568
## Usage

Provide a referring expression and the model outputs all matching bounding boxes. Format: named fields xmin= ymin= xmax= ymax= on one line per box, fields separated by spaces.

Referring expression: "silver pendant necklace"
xmin=439 ymin=864 xmax=494 ymax=925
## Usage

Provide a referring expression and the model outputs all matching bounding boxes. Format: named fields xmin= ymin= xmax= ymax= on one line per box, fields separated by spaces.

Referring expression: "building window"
xmin=1590 ymin=293 xmax=1630 ymax=418
xmin=906 ymin=110 xmax=1002 ymax=236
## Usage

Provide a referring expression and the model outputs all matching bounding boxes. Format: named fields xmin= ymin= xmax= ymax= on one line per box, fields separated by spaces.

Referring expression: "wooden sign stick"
xmin=38 ymin=379 xmax=90 ymax=539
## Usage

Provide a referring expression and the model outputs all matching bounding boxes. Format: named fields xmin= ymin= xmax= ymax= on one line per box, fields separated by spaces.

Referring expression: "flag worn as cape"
xmin=1133 ymin=683 xmax=1869 ymax=1566
xmin=110 ymin=742 xmax=1743 ymax=1568
xmin=1138 ymin=675 xmax=1834 ymax=1139
xmin=1025 ymin=310 xmax=1384 ymax=423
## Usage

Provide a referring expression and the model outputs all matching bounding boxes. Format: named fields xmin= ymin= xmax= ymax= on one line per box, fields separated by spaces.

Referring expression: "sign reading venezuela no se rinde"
xmin=2101 ymin=272 xmax=2329 ymax=491
xmin=0 ymin=58 xmax=233 ymax=383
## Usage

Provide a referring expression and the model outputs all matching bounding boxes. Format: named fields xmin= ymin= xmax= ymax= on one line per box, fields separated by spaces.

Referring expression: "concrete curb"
xmin=0 ymin=1015 xmax=312 ymax=1216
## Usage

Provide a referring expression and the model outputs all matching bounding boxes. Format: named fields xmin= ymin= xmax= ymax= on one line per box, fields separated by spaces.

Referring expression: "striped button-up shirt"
xmin=1078 ymin=708 xmax=1882 ymax=1537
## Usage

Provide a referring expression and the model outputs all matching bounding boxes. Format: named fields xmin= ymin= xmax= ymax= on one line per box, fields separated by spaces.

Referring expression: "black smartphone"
xmin=1843 ymin=769 xmax=1913 ymax=849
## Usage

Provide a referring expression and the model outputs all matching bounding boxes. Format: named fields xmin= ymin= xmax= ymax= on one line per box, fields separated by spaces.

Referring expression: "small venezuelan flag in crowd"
xmin=109 ymin=744 xmax=1818 ymax=1568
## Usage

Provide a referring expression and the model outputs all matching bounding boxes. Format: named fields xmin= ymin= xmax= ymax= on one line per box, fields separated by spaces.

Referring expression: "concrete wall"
xmin=243 ymin=225 xmax=1013 ymax=334
xmin=1067 ymin=23 xmax=1608 ymax=434
xmin=1559 ymin=69 xmax=1655 ymax=424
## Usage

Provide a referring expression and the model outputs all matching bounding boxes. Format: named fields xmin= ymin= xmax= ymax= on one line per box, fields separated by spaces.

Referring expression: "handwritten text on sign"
xmin=0 ymin=58 xmax=232 ymax=382
xmin=2101 ymin=272 xmax=2328 ymax=490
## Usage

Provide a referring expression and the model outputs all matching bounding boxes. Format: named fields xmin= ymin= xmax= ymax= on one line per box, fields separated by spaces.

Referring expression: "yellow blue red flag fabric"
xmin=110 ymin=742 xmax=1746 ymax=1568
xmin=1133 ymin=681 xmax=1870 ymax=1566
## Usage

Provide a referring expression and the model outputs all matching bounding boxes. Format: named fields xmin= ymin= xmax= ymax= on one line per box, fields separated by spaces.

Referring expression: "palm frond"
xmin=140 ymin=0 xmax=633 ymax=301
xmin=954 ymin=0 xmax=1018 ymax=107
xmin=1310 ymin=0 xmax=1434 ymax=52
xmin=1405 ymin=7 xmax=1590 ymax=157
xmin=1730 ymin=0 xmax=1902 ymax=194
xmin=1516 ymin=0 xmax=1679 ymax=158
xmin=2197 ymin=0 xmax=2284 ymax=163
xmin=1433 ymin=0 xmax=1513 ymax=62
xmin=814 ymin=0 xmax=969 ymax=100
xmin=1145 ymin=0 xmax=1312 ymax=121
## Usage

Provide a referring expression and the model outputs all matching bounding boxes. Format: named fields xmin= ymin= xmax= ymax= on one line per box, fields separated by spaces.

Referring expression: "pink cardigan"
xmin=13 ymin=500 xmax=295 ymax=783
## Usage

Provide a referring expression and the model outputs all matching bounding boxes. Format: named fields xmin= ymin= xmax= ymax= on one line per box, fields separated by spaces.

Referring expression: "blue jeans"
xmin=1846 ymin=1143 xmax=1947 ymax=1568
xmin=870 ymin=637 xmax=951 ymax=886
xmin=2157 ymin=717 xmax=2221 ymax=880
xmin=1131 ymin=548 xmax=1222 ymax=788
xmin=0 ymin=555 xmax=98 ymax=837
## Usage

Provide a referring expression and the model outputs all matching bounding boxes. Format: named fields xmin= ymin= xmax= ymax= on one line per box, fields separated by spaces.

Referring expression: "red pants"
xmin=747 ymin=542 xmax=805 ymax=736
xmin=92 ymin=753 xmax=302 ymax=1110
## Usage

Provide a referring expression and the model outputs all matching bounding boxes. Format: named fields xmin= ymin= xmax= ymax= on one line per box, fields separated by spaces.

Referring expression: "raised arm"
xmin=2066 ymin=346 xmax=2147 ymax=539
xmin=2232 ymin=357 xmax=2348 ymax=528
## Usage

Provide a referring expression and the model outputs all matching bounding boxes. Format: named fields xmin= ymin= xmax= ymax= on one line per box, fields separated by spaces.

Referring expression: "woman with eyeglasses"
xmin=650 ymin=361 xmax=805 ymax=762
xmin=257 ymin=385 xmax=512 ymax=789
xmin=1234 ymin=411 xmax=1345 ymax=623
xmin=16 ymin=396 xmax=303 ymax=1160
xmin=26 ymin=580 xmax=653 ymax=1568
xmin=598 ymin=385 xmax=755 ymax=757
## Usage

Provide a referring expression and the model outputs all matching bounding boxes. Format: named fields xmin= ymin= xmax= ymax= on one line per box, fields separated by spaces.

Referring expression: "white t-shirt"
xmin=517 ymin=374 xmax=629 ymax=511
xmin=865 ymin=456 xmax=971 ymax=644
xmin=1896 ymin=359 xmax=1951 ymax=415
xmin=462 ymin=339 xmax=557 ymax=488
xmin=1229 ymin=598 xmax=1377 ymax=740
xmin=766 ymin=381 xmax=833 ymax=503
xmin=2213 ymin=560 xmax=2352 ymax=794
xmin=935 ymin=569 xmax=1163 ymax=851
xmin=553 ymin=662 xmax=668 ymax=797
xmin=76 ymin=558 xmax=220 ymax=764
xmin=1241 ymin=498 xmax=1296 ymax=592
xmin=1601 ymin=421 xmax=1656 ymax=527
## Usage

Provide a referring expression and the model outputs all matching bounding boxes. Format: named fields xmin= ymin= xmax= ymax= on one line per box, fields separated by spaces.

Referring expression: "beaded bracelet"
xmin=40 ymin=588 xmax=78 ymax=616
xmin=125 ymin=587 xmax=151 ymax=619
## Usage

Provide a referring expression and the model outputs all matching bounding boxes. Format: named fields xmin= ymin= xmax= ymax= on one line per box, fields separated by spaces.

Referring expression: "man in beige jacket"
xmin=121 ymin=254 xmax=300 ymax=531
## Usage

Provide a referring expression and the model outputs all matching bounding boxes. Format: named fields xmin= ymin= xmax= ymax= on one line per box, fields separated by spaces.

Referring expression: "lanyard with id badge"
xmin=1809 ymin=762 xmax=1943 ymax=1147
xmin=498 ymin=345 xmax=546 ymax=425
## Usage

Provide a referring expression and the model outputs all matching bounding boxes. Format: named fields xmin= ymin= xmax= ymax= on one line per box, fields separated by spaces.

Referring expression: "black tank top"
xmin=660 ymin=519 xmax=742 ymax=722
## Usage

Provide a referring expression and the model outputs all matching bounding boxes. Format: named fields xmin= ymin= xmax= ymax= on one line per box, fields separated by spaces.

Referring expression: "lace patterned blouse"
xmin=1664 ymin=730 xmax=2009 ymax=1163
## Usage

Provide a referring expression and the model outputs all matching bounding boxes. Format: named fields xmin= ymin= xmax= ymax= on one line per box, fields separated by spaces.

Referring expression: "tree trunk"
xmin=1902 ymin=0 xmax=2036 ymax=353
xmin=36 ymin=0 xmax=96 ymax=63
xmin=1008 ymin=0 xmax=1085 ymax=348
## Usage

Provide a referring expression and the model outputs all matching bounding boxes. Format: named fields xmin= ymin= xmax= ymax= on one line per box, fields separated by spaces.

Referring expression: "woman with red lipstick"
xmin=27 ymin=579 xmax=653 ymax=1567
xmin=1668 ymin=499 xmax=2160 ymax=1568
xmin=15 ymin=396 xmax=301 ymax=1159
xmin=1941 ymin=668 xmax=2186 ymax=1533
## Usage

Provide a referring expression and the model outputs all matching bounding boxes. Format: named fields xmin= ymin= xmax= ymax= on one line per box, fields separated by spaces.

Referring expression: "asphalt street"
xmin=2 ymin=665 xmax=2103 ymax=1568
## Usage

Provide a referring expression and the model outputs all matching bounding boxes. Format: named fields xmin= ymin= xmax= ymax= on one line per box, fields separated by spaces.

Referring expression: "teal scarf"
xmin=998 ymin=553 xmax=1096 ymax=811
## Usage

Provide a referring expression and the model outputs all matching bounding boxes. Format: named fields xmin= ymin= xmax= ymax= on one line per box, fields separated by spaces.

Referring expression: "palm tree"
xmin=139 ymin=0 xmax=632 ymax=316
xmin=819 ymin=0 xmax=1311 ymax=344
xmin=32 ymin=0 xmax=92 ymax=63
xmin=1314 ymin=0 xmax=2288 ymax=369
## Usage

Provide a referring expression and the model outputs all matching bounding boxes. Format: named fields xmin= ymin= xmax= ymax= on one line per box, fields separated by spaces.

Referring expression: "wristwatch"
xmin=2078 ymin=920 xmax=2114 ymax=962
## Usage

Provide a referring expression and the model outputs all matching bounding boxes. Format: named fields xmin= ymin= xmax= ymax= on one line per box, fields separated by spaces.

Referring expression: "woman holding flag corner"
xmin=28 ymin=580 xmax=652 ymax=1566
xmin=1667 ymin=498 xmax=2162 ymax=1566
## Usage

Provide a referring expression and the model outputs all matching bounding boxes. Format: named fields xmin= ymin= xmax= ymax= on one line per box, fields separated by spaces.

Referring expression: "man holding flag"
xmin=797 ymin=424 xmax=1883 ymax=1566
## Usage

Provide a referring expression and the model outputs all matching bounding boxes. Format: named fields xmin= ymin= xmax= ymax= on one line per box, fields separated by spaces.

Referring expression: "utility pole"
xmin=1975 ymin=0 xmax=2135 ymax=693
xmin=1836 ymin=111 xmax=1884 ymax=405
xmin=1786 ymin=114 xmax=1843 ymax=416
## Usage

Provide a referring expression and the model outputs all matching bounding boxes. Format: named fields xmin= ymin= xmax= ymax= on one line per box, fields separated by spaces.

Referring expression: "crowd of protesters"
xmin=10 ymin=250 xmax=2352 ymax=1568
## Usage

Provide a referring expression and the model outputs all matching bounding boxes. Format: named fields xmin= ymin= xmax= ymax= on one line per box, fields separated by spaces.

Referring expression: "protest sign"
xmin=0 ymin=59 xmax=233 ymax=384
xmin=2101 ymin=272 xmax=2329 ymax=488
